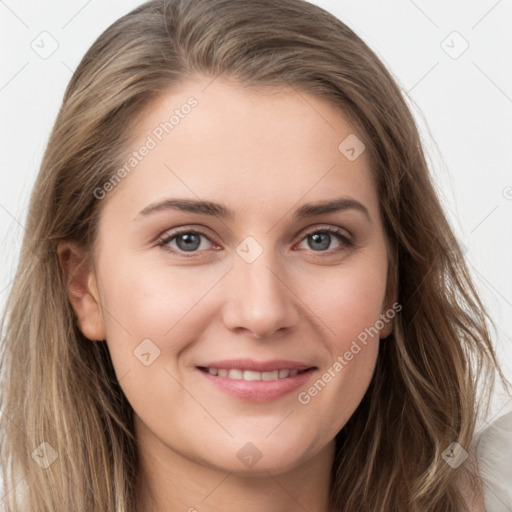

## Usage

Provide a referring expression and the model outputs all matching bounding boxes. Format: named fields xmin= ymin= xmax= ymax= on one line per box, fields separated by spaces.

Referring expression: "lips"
xmin=196 ymin=359 xmax=316 ymax=401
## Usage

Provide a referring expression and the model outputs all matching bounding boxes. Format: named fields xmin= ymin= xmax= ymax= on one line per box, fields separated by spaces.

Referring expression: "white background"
xmin=1 ymin=1 xmax=511 ymax=423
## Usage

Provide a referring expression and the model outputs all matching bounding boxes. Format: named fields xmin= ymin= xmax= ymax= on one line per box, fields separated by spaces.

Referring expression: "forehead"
xmin=100 ymin=75 xmax=379 ymax=226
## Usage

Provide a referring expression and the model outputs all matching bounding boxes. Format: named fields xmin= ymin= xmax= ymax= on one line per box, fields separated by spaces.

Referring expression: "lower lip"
xmin=197 ymin=368 xmax=315 ymax=402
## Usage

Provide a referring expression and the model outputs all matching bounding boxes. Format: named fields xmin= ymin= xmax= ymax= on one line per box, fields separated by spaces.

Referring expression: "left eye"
xmin=296 ymin=227 xmax=352 ymax=252
xmin=157 ymin=227 xmax=353 ymax=255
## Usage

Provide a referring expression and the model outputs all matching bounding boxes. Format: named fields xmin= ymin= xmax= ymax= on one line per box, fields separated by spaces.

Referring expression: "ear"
xmin=57 ymin=241 xmax=106 ymax=341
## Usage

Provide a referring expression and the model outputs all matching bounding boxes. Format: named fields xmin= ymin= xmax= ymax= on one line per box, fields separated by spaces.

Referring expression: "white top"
xmin=476 ymin=410 xmax=512 ymax=511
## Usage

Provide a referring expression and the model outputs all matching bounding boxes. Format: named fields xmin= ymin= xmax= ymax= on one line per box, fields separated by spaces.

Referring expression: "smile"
xmin=198 ymin=367 xmax=308 ymax=381
xmin=195 ymin=360 xmax=316 ymax=402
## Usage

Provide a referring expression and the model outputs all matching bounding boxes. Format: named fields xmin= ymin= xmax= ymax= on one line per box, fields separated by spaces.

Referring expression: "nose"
xmin=220 ymin=247 xmax=300 ymax=339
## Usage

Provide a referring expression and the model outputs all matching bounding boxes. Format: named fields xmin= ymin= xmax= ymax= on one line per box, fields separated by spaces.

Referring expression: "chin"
xmin=204 ymin=433 xmax=323 ymax=476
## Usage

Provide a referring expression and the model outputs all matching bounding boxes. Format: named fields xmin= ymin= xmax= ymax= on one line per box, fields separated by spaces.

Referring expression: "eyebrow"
xmin=136 ymin=196 xmax=371 ymax=223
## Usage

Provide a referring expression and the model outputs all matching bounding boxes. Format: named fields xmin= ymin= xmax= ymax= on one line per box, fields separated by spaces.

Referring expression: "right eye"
xmin=157 ymin=228 xmax=218 ymax=256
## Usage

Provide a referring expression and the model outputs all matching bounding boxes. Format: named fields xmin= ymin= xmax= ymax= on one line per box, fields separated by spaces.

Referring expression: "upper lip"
xmin=196 ymin=359 xmax=315 ymax=372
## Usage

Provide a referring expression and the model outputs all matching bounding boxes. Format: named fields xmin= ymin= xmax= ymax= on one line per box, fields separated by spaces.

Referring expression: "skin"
xmin=59 ymin=75 xmax=398 ymax=511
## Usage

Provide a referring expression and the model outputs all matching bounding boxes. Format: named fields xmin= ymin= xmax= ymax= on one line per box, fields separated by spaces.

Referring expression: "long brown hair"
xmin=0 ymin=0 xmax=508 ymax=510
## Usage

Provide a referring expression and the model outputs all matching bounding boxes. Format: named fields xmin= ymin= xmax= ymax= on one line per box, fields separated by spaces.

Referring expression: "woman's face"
xmin=80 ymin=76 xmax=395 ymax=475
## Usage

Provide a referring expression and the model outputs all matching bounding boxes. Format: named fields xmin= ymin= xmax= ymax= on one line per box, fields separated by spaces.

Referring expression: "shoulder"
xmin=475 ymin=410 xmax=512 ymax=511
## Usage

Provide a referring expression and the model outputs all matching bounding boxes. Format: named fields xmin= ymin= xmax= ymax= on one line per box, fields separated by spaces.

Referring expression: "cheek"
xmin=300 ymin=252 xmax=388 ymax=347
xmin=96 ymin=256 xmax=234 ymax=389
xmin=100 ymin=258 xmax=220 ymax=338
xmin=292 ymin=253 xmax=386 ymax=431
xmin=95 ymin=260 xmax=206 ymax=422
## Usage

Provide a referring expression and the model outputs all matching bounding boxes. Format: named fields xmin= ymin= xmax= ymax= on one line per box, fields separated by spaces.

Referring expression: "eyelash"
xmin=156 ymin=226 xmax=355 ymax=257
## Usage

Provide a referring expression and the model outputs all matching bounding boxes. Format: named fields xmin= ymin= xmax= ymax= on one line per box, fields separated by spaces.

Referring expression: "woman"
xmin=0 ymin=0 xmax=509 ymax=510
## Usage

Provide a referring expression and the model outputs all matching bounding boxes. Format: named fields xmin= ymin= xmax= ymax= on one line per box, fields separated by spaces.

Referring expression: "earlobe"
xmin=57 ymin=241 xmax=106 ymax=341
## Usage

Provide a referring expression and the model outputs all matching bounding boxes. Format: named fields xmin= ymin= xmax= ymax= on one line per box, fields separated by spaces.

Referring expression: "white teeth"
xmin=227 ymin=369 xmax=243 ymax=380
xmin=204 ymin=367 xmax=304 ymax=381
xmin=243 ymin=370 xmax=261 ymax=381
